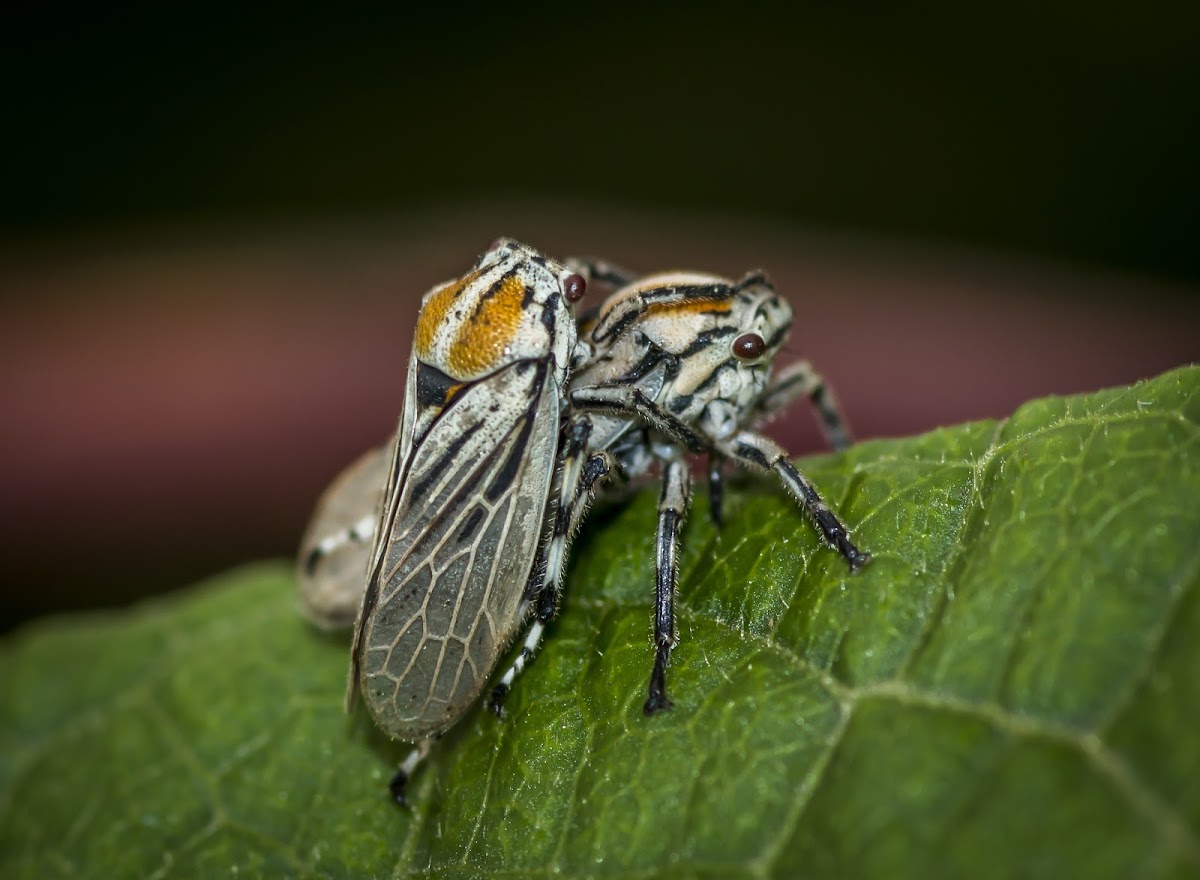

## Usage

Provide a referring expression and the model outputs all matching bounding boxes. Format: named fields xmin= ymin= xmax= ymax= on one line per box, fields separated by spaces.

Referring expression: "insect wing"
xmin=352 ymin=359 xmax=561 ymax=740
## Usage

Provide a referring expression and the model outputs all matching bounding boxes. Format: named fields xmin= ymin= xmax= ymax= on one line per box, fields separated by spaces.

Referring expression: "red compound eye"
xmin=564 ymin=273 xmax=587 ymax=303
xmin=732 ymin=332 xmax=766 ymax=360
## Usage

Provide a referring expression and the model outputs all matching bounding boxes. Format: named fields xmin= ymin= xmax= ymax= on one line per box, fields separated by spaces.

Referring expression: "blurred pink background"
xmin=2 ymin=204 xmax=1196 ymax=629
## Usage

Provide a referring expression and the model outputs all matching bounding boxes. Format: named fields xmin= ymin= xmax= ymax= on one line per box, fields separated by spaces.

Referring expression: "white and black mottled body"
xmin=296 ymin=252 xmax=869 ymax=797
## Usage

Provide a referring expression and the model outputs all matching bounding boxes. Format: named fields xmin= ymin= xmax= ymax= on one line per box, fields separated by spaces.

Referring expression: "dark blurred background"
xmin=2 ymin=3 xmax=1198 ymax=631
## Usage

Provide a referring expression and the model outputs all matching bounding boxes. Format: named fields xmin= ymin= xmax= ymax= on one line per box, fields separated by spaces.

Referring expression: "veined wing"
xmin=352 ymin=359 xmax=560 ymax=740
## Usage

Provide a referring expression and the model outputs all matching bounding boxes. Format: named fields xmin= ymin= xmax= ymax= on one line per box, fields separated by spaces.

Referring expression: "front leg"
xmin=645 ymin=457 xmax=691 ymax=715
xmin=717 ymin=431 xmax=870 ymax=571
xmin=570 ymin=384 xmax=709 ymax=453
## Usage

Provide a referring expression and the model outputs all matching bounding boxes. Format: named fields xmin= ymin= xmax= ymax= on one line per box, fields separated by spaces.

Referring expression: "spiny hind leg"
xmin=644 ymin=456 xmax=692 ymax=715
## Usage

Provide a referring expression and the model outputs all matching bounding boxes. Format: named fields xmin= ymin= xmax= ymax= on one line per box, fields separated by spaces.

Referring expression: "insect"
xmin=297 ymin=248 xmax=870 ymax=799
xmin=341 ymin=238 xmax=590 ymax=801
xmin=485 ymin=267 xmax=870 ymax=716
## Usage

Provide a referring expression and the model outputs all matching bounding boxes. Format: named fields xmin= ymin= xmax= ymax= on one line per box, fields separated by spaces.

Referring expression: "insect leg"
xmin=485 ymin=615 xmax=548 ymax=717
xmin=755 ymin=360 xmax=853 ymax=451
xmin=388 ymin=738 xmax=434 ymax=806
xmin=570 ymin=384 xmax=708 ymax=453
xmin=717 ymin=431 xmax=871 ymax=570
xmin=645 ymin=457 xmax=691 ymax=715
xmin=707 ymin=453 xmax=726 ymax=527
xmin=488 ymin=419 xmax=614 ymax=715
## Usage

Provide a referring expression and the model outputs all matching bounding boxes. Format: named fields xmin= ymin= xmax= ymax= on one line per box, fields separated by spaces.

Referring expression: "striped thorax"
xmin=573 ymin=270 xmax=792 ymax=458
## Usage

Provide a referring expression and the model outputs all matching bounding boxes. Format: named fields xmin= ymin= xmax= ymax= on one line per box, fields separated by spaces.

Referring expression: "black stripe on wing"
xmin=378 ymin=360 xmax=550 ymax=599
xmin=350 ymin=360 xmax=554 ymax=707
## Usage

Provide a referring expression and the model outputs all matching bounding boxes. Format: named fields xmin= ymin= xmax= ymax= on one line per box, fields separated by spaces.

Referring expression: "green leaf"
xmin=3 ymin=366 xmax=1198 ymax=879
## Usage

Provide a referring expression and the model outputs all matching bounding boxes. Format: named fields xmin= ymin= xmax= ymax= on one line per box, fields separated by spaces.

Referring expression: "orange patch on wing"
xmin=414 ymin=272 xmax=479 ymax=360
xmin=448 ymin=275 xmax=527 ymax=376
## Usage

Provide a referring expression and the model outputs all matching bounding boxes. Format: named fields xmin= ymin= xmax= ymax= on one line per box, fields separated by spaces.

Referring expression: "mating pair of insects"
xmin=297 ymin=238 xmax=870 ymax=802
